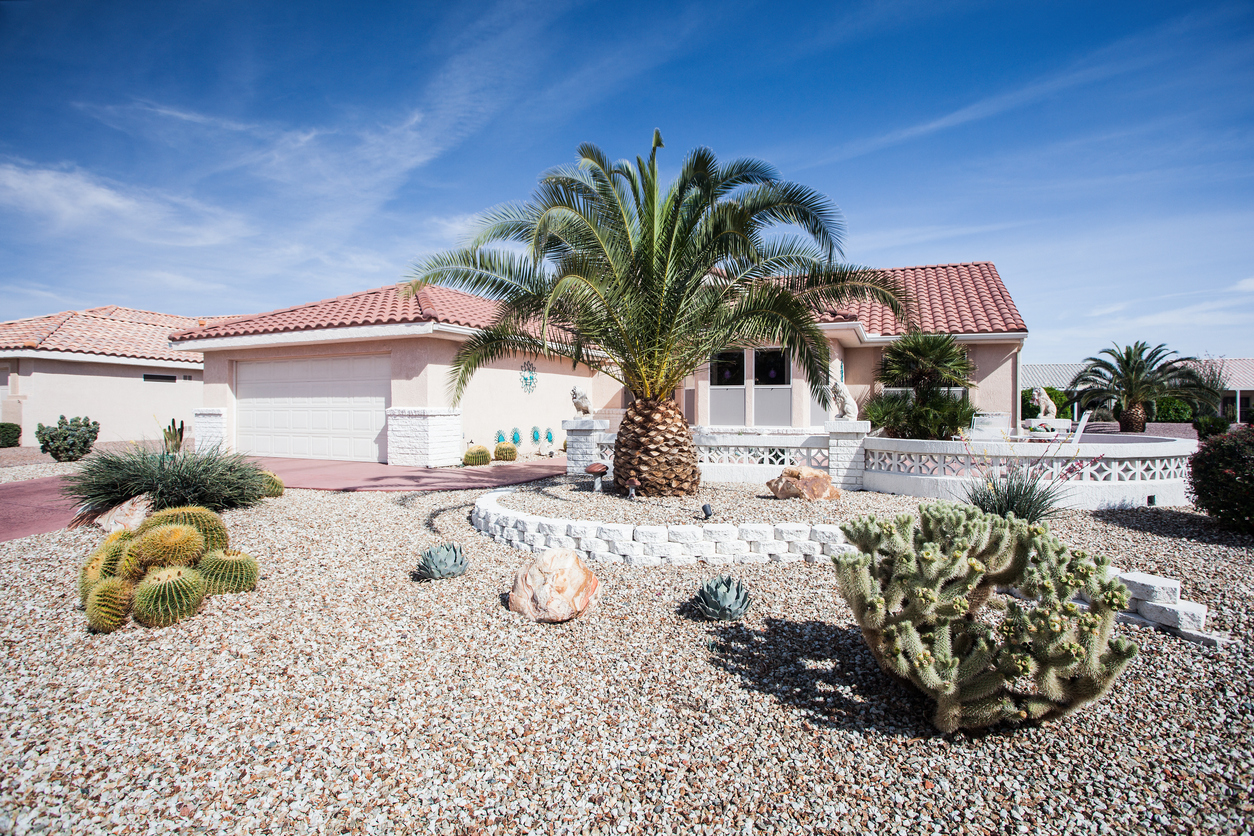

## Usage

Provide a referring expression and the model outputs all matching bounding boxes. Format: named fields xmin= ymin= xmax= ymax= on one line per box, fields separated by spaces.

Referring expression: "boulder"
xmin=508 ymin=549 xmax=602 ymax=623
xmin=766 ymin=466 xmax=840 ymax=501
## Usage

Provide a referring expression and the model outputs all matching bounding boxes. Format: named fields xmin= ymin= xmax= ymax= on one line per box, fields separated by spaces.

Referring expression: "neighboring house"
xmin=172 ymin=261 xmax=1029 ymax=466
xmin=0 ymin=306 xmax=218 ymax=447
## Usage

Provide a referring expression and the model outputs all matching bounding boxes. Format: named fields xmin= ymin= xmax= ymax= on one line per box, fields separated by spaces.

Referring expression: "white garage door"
xmin=236 ymin=355 xmax=390 ymax=462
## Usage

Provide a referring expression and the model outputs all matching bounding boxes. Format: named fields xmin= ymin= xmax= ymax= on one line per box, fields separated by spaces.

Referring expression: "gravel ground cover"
xmin=0 ymin=462 xmax=79 ymax=484
xmin=1 ymin=487 xmax=1251 ymax=835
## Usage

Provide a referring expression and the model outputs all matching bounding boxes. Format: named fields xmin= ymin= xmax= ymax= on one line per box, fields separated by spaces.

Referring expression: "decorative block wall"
xmin=193 ymin=408 xmax=227 ymax=452
xmin=825 ymin=420 xmax=871 ymax=490
xmin=386 ymin=407 xmax=462 ymax=467
xmin=563 ymin=419 xmax=609 ymax=476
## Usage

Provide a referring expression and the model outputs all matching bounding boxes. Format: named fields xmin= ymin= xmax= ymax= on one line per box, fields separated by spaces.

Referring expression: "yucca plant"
xmin=405 ymin=131 xmax=907 ymax=496
xmin=1069 ymin=342 xmax=1220 ymax=433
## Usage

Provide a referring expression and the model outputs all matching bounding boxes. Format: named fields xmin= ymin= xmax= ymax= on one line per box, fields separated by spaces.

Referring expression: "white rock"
xmin=716 ymin=540 xmax=750 ymax=555
xmin=668 ymin=525 xmax=703 ymax=544
xmin=597 ymin=523 xmax=634 ymax=541
xmin=738 ymin=524 xmax=774 ymax=542
xmin=702 ymin=524 xmax=739 ymax=542
xmin=809 ymin=524 xmax=845 ymax=544
xmin=1118 ymin=571 xmax=1181 ymax=604
xmin=634 ymin=525 xmax=669 ymax=544
xmin=508 ymin=549 xmax=602 ymax=624
xmin=1138 ymin=600 xmax=1207 ymax=631
xmin=774 ymin=523 xmax=810 ymax=542
xmin=789 ymin=540 xmax=821 ymax=555
xmin=538 ymin=519 xmax=572 ymax=537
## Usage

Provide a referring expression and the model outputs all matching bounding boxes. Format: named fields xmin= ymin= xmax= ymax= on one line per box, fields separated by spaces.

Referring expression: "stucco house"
xmin=0 ymin=306 xmax=217 ymax=447
xmin=172 ymin=261 xmax=1028 ymax=466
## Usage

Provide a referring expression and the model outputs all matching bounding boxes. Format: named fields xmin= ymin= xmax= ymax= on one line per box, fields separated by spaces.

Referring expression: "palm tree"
xmin=404 ymin=131 xmax=908 ymax=495
xmin=875 ymin=331 xmax=976 ymax=401
xmin=1068 ymin=342 xmax=1219 ymax=433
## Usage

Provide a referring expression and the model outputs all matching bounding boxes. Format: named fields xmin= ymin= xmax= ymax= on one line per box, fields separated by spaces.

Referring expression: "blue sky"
xmin=0 ymin=0 xmax=1251 ymax=364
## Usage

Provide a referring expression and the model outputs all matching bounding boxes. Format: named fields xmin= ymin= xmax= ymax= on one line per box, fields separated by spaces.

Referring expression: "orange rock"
xmin=766 ymin=466 xmax=840 ymax=501
xmin=508 ymin=549 xmax=602 ymax=623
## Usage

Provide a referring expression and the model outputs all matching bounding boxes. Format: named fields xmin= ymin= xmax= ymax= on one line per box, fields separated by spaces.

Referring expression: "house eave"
xmin=0 ymin=349 xmax=203 ymax=370
xmin=817 ymin=323 xmax=1028 ymax=346
xmin=169 ymin=321 xmax=487 ymax=352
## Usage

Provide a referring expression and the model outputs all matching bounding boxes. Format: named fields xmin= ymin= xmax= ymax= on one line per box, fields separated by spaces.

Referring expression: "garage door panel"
xmin=236 ymin=356 xmax=389 ymax=462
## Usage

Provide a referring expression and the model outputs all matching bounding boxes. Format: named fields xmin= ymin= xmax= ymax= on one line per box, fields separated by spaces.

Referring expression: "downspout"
xmin=1011 ymin=343 xmax=1023 ymax=428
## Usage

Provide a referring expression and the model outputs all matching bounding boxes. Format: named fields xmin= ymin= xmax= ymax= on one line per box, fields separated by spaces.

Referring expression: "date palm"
xmin=405 ymin=131 xmax=907 ymax=495
xmin=1069 ymin=342 xmax=1219 ymax=433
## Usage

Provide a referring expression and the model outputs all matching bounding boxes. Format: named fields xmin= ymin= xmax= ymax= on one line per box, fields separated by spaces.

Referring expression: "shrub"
xmin=35 ymin=415 xmax=100 ymax=462
xmin=833 ymin=502 xmax=1137 ymax=732
xmin=61 ymin=446 xmax=268 ymax=515
xmin=1154 ymin=397 xmax=1192 ymax=423
xmin=0 ymin=422 xmax=19 ymax=448
xmin=864 ymin=391 xmax=976 ymax=440
xmin=1193 ymin=415 xmax=1231 ymax=441
xmin=1188 ymin=426 xmax=1253 ymax=534
xmin=1021 ymin=387 xmax=1070 ymax=420
xmin=963 ymin=466 xmax=1069 ymax=523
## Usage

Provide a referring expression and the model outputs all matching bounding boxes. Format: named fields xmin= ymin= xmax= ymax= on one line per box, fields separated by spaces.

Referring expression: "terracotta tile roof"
xmin=0 ymin=307 xmax=220 ymax=363
xmin=171 ymin=262 xmax=1027 ymax=347
xmin=170 ymin=284 xmax=500 ymax=342
xmin=817 ymin=261 xmax=1027 ymax=336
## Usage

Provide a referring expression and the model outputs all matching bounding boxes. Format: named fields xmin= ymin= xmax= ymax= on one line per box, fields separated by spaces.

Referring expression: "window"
xmin=710 ymin=351 xmax=745 ymax=387
xmin=143 ymin=374 xmax=177 ymax=383
xmin=754 ymin=349 xmax=789 ymax=386
xmin=182 ymin=375 xmax=192 ymax=381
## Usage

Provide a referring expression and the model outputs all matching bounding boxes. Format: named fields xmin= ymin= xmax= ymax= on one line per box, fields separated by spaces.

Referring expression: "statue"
xmin=831 ymin=378 xmax=859 ymax=420
xmin=1032 ymin=387 xmax=1057 ymax=419
xmin=571 ymin=386 xmax=593 ymax=417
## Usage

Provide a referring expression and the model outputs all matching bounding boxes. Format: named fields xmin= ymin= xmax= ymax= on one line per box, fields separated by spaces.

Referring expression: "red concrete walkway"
xmin=250 ymin=456 xmax=567 ymax=492
xmin=0 ymin=457 xmax=566 ymax=543
xmin=0 ymin=476 xmax=79 ymax=543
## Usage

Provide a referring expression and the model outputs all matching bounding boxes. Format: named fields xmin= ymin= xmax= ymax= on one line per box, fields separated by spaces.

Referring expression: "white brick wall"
xmin=826 ymin=420 xmax=870 ymax=491
xmin=386 ymin=407 xmax=462 ymax=467
xmin=193 ymin=408 xmax=227 ymax=452
xmin=562 ymin=419 xmax=609 ymax=476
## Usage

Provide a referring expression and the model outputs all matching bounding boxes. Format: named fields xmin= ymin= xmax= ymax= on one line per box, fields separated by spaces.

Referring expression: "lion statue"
xmin=571 ymin=386 xmax=593 ymax=416
xmin=1032 ymin=387 xmax=1058 ymax=419
xmin=831 ymin=378 xmax=859 ymax=420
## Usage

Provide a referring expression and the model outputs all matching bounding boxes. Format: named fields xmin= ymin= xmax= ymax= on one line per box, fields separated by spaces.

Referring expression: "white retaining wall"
xmin=472 ymin=488 xmax=857 ymax=567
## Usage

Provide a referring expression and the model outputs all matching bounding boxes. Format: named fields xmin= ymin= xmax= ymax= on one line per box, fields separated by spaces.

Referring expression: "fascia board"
xmin=0 ymin=349 xmax=202 ymax=370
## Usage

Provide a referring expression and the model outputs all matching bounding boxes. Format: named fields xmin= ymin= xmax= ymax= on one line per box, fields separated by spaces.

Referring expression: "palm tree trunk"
xmin=1119 ymin=402 xmax=1147 ymax=433
xmin=613 ymin=397 xmax=701 ymax=496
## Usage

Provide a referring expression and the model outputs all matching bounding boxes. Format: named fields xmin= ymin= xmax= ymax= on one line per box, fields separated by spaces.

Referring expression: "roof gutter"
xmin=0 ymin=349 xmax=202 ymax=370
xmin=817 ymin=322 xmax=1029 ymax=345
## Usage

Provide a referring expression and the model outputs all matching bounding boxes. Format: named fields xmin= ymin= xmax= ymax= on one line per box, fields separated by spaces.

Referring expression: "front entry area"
xmin=235 ymin=355 xmax=390 ymax=462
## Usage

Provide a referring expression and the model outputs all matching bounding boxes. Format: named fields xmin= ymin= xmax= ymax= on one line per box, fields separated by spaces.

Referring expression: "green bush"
xmin=35 ymin=415 xmax=100 ymax=462
xmin=963 ymin=466 xmax=1068 ymax=523
xmin=1188 ymin=426 xmax=1253 ymax=534
xmin=61 ymin=446 xmax=269 ymax=515
xmin=0 ymin=422 xmax=19 ymax=448
xmin=1154 ymin=397 xmax=1192 ymax=423
xmin=864 ymin=391 xmax=977 ymax=440
xmin=1021 ymin=387 xmax=1070 ymax=420
xmin=1193 ymin=415 xmax=1231 ymax=441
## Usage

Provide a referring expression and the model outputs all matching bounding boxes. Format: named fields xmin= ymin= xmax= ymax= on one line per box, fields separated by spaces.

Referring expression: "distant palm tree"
xmin=875 ymin=331 xmax=976 ymax=401
xmin=1069 ymin=342 xmax=1219 ymax=433
xmin=405 ymin=131 xmax=908 ymax=495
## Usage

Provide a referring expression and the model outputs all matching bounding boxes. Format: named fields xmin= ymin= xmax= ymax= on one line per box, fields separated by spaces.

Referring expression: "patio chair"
xmin=961 ymin=412 xmax=1012 ymax=440
xmin=1062 ymin=410 xmax=1092 ymax=446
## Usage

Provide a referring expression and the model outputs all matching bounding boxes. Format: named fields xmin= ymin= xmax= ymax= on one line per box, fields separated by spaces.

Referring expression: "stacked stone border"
xmin=471 ymin=487 xmax=858 ymax=567
xmin=473 ymin=488 xmax=1225 ymax=647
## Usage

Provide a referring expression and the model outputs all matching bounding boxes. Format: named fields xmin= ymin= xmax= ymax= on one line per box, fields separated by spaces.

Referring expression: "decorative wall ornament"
xmin=511 ymin=427 xmax=522 ymax=445
xmin=545 ymin=428 xmax=554 ymax=444
xmin=495 ymin=430 xmax=506 ymax=444
xmin=531 ymin=426 xmax=541 ymax=445
xmin=520 ymin=361 xmax=538 ymax=393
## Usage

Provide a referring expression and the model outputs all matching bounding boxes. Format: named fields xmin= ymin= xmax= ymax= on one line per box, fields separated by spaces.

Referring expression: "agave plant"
xmin=412 ymin=542 xmax=468 ymax=581
xmin=693 ymin=575 xmax=751 ymax=621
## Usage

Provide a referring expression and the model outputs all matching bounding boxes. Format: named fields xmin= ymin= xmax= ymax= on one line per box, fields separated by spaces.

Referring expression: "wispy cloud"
xmin=1233 ymin=277 xmax=1254 ymax=292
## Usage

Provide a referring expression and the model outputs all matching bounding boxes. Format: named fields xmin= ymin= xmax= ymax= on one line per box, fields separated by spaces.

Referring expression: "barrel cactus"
xmin=413 ymin=542 xmax=468 ymax=581
xmin=133 ymin=567 xmax=206 ymax=628
xmin=137 ymin=506 xmax=229 ymax=552
xmin=198 ymin=549 xmax=260 ymax=595
xmin=833 ymin=501 xmax=1138 ymax=733
xmin=79 ymin=553 xmax=107 ymax=606
xmin=260 ymin=471 xmax=285 ymax=498
xmin=463 ymin=445 xmax=491 ymax=466
xmin=85 ymin=577 xmax=133 ymax=633
xmin=494 ymin=442 xmax=517 ymax=462
xmin=693 ymin=575 xmax=751 ymax=621
xmin=93 ymin=530 xmax=134 ymax=577
xmin=122 ymin=524 xmax=205 ymax=579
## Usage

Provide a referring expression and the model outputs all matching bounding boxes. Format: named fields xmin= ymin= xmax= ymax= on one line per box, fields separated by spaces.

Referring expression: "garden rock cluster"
xmin=474 ymin=488 xmax=859 ymax=567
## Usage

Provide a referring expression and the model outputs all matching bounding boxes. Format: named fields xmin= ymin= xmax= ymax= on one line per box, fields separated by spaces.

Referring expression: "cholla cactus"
xmin=693 ymin=576 xmax=751 ymax=621
xmin=413 ymin=542 xmax=467 ymax=581
xmin=834 ymin=501 xmax=1137 ymax=733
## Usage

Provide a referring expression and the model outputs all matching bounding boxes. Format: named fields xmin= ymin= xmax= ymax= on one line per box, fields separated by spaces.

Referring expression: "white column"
xmin=826 ymin=419 xmax=870 ymax=491
xmin=563 ymin=419 xmax=610 ymax=475
xmin=193 ymin=408 xmax=228 ymax=452
xmin=385 ymin=407 xmax=462 ymax=467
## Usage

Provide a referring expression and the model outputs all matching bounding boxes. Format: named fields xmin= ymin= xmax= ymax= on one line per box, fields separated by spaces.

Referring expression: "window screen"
xmin=754 ymin=349 xmax=789 ymax=385
xmin=711 ymin=351 xmax=745 ymax=387
xmin=143 ymin=374 xmax=177 ymax=383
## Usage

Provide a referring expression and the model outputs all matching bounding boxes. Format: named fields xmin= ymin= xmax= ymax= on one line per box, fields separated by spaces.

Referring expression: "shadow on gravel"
xmin=1090 ymin=507 xmax=1254 ymax=547
xmin=707 ymin=617 xmax=937 ymax=737
xmin=393 ymin=494 xmax=476 ymax=535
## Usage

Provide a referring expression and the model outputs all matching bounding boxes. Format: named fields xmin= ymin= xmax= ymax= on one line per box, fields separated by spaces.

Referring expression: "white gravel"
xmin=0 ymin=462 xmax=79 ymax=484
xmin=0 ymin=487 xmax=1251 ymax=835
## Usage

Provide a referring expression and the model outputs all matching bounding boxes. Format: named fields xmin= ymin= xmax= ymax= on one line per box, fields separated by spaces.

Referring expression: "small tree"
xmin=1069 ymin=342 xmax=1219 ymax=433
xmin=864 ymin=332 xmax=977 ymax=440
